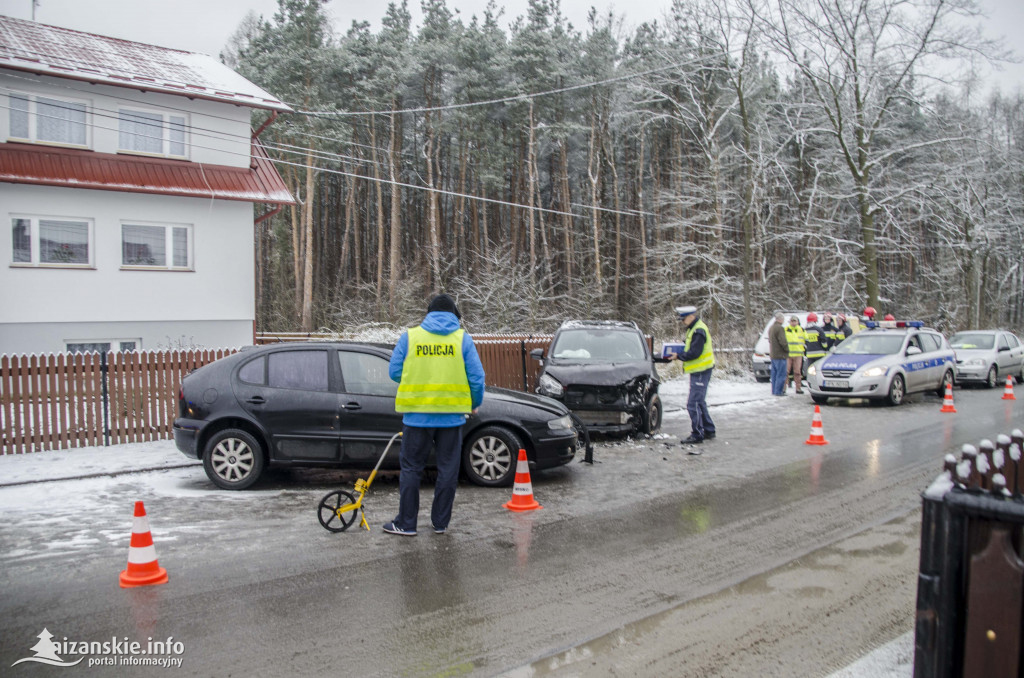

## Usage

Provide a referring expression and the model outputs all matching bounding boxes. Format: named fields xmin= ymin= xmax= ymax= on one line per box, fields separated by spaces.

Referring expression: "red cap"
xmin=863 ymin=306 xmax=876 ymax=318
xmin=884 ymin=313 xmax=895 ymax=321
xmin=806 ymin=312 xmax=818 ymax=322
xmin=837 ymin=314 xmax=846 ymax=321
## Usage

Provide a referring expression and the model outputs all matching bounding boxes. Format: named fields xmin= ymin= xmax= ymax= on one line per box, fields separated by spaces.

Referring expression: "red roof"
xmin=0 ymin=16 xmax=292 ymax=113
xmin=0 ymin=140 xmax=295 ymax=205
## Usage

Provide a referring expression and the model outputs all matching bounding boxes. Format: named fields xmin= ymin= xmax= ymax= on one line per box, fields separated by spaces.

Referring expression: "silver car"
xmin=950 ymin=330 xmax=1024 ymax=388
xmin=806 ymin=322 xmax=956 ymax=406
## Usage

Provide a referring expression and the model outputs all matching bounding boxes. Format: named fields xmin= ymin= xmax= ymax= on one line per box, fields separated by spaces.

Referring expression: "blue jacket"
xmin=389 ymin=311 xmax=486 ymax=427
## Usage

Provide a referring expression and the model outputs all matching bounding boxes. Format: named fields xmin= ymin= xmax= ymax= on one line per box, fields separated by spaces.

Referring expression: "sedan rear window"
xmin=833 ymin=334 xmax=905 ymax=355
xmin=550 ymin=329 xmax=646 ymax=361
xmin=950 ymin=333 xmax=995 ymax=350
xmin=268 ymin=350 xmax=329 ymax=391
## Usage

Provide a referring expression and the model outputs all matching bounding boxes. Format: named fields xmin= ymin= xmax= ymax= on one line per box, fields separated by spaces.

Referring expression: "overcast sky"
xmin=0 ymin=0 xmax=1021 ymax=94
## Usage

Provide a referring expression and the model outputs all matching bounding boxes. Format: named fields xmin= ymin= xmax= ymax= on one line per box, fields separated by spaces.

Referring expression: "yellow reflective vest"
xmin=683 ymin=319 xmax=716 ymax=373
xmin=785 ymin=325 xmax=806 ymax=357
xmin=395 ymin=327 xmax=472 ymax=413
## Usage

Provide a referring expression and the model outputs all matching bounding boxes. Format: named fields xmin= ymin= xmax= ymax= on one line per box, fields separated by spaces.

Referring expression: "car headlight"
xmin=807 ymin=364 xmax=817 ymax=377
xmin=538 ymin=374 xmax=564 ymax=397
xmin=861 ymin=366 xmax=887 ymax=378
xmin=547 ymin=414 xmax=572 ymax=431
xmin=965 ymin=358 xmax=985 ymax=366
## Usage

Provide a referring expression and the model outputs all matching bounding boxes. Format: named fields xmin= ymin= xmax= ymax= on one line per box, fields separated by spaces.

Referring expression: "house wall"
xmin=0 ymin=183 xmax=256 ymax=355
xmin=0 ymin=70 xmax=253 ymax=168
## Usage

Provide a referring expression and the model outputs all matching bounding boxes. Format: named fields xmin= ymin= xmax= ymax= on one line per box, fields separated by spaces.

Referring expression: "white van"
xmin=751 ymin=311 xmax=860 ymax=381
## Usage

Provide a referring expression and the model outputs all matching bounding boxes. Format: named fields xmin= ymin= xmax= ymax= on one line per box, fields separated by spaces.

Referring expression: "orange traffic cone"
xmin=804 ymin=405 xmax=829 ymax=445
xmin=1001 ymin=375 xmax=1017 ymax=401
xmin=119 ymin=501 xmax=168 ymax=588
xmin=503 ymin=449 xmax=542 ymax=512
xmin=940 ymin=383 xmax=958 ymax=413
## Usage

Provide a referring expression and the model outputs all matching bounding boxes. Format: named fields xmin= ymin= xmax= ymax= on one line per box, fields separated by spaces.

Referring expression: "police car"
xmin=806 ymin=321 xmax=956 ymax=406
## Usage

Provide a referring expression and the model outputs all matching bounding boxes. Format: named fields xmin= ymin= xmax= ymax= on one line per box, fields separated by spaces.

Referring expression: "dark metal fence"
xmin=915 ymin=429 xmax=1024 ymax=678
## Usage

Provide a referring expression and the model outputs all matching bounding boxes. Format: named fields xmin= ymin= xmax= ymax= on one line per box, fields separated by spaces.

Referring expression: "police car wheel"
xmin=886 ymin=375 xmax=905 ymax=406
xmin=463 ymin=426 xmax=521 ymax=487
xmin=985 ymin=366 xmax=998 ymax=389
xmin=811 ymin=394 xmax=828 ymax=405
xmin=935 ymin=370 xmax=954 ymax=398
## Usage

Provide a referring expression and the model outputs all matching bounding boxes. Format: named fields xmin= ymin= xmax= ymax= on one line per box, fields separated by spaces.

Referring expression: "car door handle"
xmin=245 ymin=396 xmax=266 ymax=405
xmin=342 ymin=402 xmax=362 ymax=411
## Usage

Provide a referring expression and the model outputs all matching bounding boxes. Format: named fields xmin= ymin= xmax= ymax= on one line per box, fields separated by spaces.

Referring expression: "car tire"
xmin=886 ymin=374 xmax=905 ymax=406
xmin=985 ymin=365 xmax=998 ymax=389
xmin=936 ymin=370 xmax=954 ymax=398
xmin=811 ymin=394 xmax=828 ymax=405
xmin=463 ymin=426 xmax=521 ymax=487
xmin=203 ymin=428 xmax=265 ymax=490
xmin=755 ymin=376 xmax=770 ymax=383
xmin=641 ymin=394 xmax=663 ymax=435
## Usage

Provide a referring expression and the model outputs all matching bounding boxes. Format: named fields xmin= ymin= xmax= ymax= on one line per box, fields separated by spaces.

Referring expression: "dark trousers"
xmin=393 ymin=424 xmax=462 ymax=531
xmin=687 ymin=368 xmax=715 ymax=439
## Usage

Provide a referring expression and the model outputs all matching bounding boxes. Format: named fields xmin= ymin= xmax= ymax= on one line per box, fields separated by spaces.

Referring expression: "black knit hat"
xmin=427 ymin=293 xmax=461 ymax=319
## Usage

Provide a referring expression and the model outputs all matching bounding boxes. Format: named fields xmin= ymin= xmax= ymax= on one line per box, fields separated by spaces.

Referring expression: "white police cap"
xmin=675 ymin=305 xmax=698 ymax=317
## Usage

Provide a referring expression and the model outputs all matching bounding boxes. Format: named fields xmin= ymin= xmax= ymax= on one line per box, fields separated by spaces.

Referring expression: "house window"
xmin=118 ymin=108 xmax=187 ymax=157
xmin=8 ymin=93 xmax=89 ymax=146
xmin=121 ymin=223 xmax=192 ymax=270
xmin=66 ymin=340 xmax=139 ymax=354
xmin=11 ymin=216 xmax=93 ymax=267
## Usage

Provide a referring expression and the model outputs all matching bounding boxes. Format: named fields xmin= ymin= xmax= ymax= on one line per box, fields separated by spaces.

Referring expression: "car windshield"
xmin=949 ymin=333 xmax=995 ymax=350
xmin=833 ymin=333 xmax=905 ymax=355
xmin=550 ymin=329 xmax=646 ymax=361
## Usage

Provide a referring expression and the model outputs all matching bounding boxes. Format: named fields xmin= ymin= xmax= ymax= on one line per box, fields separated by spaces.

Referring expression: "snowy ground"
xmin=0 ymin=373 xmax=914 ymax=676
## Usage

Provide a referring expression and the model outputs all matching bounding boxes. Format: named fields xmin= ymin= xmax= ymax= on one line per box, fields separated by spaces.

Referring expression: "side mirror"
xmin=906 ymin=346 xmax=923 ymax=356
xmin=530 ymin=348 xmax=544 ymax=362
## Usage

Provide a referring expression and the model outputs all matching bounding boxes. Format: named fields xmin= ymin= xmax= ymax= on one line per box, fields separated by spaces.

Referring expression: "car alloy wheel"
xmin=936 ymin=370 xmax=955 ymax=398
xmin=203 ymin=428 xmax=264 ymax=490
xmin=887 ymin=374 xmax=905 ymax=406
xmin=463 ymin=426 xmax=521 ymax=487
xmin=986 ymin=365 xmax=998 ymax=389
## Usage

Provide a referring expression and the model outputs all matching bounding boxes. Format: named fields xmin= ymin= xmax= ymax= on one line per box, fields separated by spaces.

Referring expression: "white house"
xmin=0 ymin=16 xmax=294 ymax=356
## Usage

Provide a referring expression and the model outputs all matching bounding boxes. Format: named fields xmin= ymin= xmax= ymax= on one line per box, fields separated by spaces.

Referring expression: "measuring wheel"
xmin=317 ymin=489 xmax=360 ymax=532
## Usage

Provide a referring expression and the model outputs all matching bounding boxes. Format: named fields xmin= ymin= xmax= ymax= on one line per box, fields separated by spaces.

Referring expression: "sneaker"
xmin=382 ymin=521 xmax=416 ymax=536
xmin=681 ymin=435 xmax=703 ymax=445
xmin=431 ymin=524 xmax=447 ymax=535
xmin=704 ymin=432 xmax=716 ymax=440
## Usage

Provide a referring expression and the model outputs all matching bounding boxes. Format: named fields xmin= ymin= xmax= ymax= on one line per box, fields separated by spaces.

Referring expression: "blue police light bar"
xmin=865 ymin=320 xmax=924 ymax=329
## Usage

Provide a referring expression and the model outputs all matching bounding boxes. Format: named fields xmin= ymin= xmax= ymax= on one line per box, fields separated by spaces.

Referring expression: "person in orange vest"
xmin=384 ymin=294 xmax=486 ymax=536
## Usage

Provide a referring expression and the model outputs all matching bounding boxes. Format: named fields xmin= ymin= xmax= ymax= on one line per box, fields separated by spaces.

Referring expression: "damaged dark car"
xmin=530 ymin=320 xmax=662 ymax=436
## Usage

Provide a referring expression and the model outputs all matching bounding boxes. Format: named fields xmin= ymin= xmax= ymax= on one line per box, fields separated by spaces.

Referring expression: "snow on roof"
xmin=0 ymin=15 xmax=292 ymax=113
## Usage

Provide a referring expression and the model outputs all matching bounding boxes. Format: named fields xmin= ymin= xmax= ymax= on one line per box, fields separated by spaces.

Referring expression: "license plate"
xmin=824 ymin=379 xmax=848 ymax=388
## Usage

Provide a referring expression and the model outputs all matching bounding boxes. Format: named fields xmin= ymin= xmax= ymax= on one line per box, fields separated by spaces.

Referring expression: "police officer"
xmin=384 ymin=294 xmax=486 ymax=536
xmin=803 ymin=312 xmax=827 ymax=368
xmin=785 ymin=315 xmax=806 ymax=393
xmin=666 ymin=305 xmax=716 ymax=445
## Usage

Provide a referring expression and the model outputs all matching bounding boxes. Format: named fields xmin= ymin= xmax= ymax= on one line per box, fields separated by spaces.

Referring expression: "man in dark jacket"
xmin=384 ymin=294 xmax=486 ymax=536
xmin=768 ymin=311 xmax=789 ymax=396
xmin=820 ymin=313 xmax=838 ymax=349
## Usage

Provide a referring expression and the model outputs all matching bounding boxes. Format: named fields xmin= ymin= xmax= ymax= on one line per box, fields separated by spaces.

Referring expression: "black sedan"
xmin=173 ymin=342 xmax=578 ymax=490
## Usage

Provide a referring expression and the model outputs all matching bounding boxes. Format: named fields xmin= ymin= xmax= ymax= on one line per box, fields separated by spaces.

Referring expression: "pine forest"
xmin=227 ymin=0 xmax=1024 ymax=344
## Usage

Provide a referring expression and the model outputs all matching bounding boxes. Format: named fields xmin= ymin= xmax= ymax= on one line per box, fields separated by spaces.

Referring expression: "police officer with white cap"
xmin=665 ymin=305 xmax=716 ymax=445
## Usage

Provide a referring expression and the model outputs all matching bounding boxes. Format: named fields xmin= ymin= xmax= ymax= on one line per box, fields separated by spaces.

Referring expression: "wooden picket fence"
xmin=0 ymin=349 xmax=236 ymax=455
xmin=0 ymin=336 xmax=555 ymax=455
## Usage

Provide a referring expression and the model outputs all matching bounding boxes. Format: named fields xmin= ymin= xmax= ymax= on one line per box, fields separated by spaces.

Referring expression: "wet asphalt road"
xmin=0 ymin=384 xmax=1021 ymax=676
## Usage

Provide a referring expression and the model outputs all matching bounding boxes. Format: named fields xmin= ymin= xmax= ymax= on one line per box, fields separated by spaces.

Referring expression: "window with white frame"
xmin=11 ymin=216 xmax=93 ymax=266
xmin=118 ymin=108 xmax=187 ymax=157
xmin=121 ymin=222 xmax=192 ymax=269
xmin=8 ymin=92 xmax=89 ymax=146
xmin=66 ymin=340 xmax=139 ymax=354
